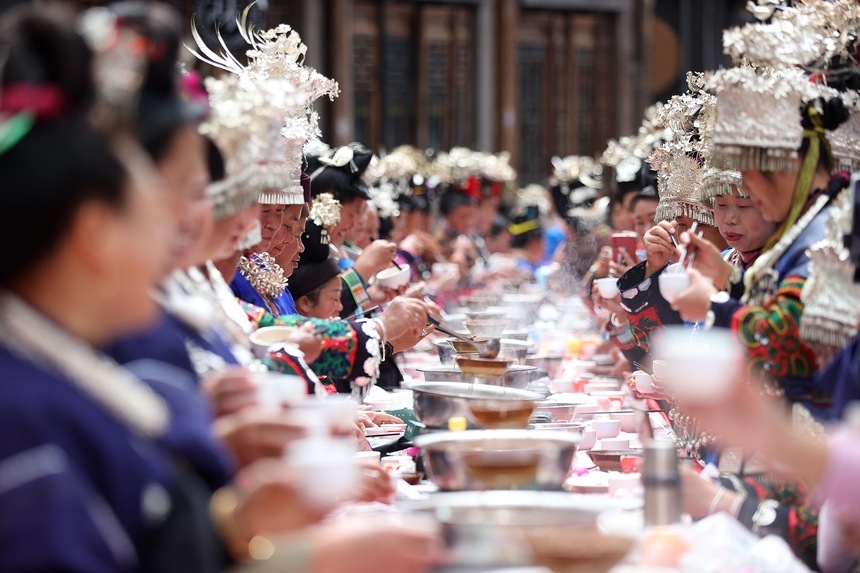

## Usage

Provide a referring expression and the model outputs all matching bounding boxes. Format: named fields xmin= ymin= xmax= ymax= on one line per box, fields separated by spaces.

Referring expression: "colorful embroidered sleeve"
xmin=240 ymin=300 xmax=276 ymax=328
xmin=271 ymin=315 xmax=372 ymax=384
xmin=713 ymin=275 xmax=818 ymax=380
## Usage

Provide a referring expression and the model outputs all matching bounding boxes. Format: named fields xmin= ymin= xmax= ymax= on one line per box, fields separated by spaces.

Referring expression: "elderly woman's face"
xmin=713 ymin=189 xmax=777 ymax=253
xmin=740 ymin=169 xmax=797 ymax=223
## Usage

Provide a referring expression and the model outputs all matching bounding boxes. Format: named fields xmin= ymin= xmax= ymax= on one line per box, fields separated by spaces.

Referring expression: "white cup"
xmin=288 ymin=437 xmax=357 ymax=508
xmin=634 ymin=372 xmax=654 ymax=394
xmin=256 ymin=371 xmax=307 ymax=409
xmin=591 ymin=418 xmax=621 ymax=439
xmin=595 ymin=277 xmax=620 ymax=299
xmin=658 ymin=268 xmax=691 ymax=303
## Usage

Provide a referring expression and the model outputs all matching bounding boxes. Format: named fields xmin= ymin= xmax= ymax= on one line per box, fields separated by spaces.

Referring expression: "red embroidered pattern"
xmin=730 ymin=276 xmax=817 ymax=379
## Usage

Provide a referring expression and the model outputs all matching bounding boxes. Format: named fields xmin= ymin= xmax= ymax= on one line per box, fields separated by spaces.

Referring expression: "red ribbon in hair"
xmin=464 ymin=176 xmax=482 ymax=200
xmin=490 ymin=181 xmax=502 ymax=198
xmin=0 ymin=84 xmax=66 ymax=120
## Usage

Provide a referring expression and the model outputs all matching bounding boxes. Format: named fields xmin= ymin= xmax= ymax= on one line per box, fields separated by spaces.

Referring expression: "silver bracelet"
xmin=708 ymin=486 xmax=727 ymax=515
xmin=373 ymin=317 xmax=388 ymax=343
xmin=729 ymin=493 xmax=744 ymax=518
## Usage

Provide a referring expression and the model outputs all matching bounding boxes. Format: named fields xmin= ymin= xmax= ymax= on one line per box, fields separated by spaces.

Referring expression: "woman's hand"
xmin=367 ymin=282 xmax=409 ymax=304
xmin=213 ymin=407 xmax=307 ymax=469
xmin=232 ymin=459 xmax=330 ymax=537
xmin=354 ymin=239 xmax=399 ymax=279
xmin=592 ymin=284 xmax=627 ymax=320
xmin=680 ymin=231 xmax=734 ymax=288
xmin=201 ymin=366 xmax=259 ymax=418
xmin=680 ymin=465 xmax=738 ymax=520
xmin=351 ymin=464 xmax=395 ymax=503
xmin=276 ymin=322 xmax=323 ymax=363
xmin=643 ymin=222 xmax=679 ymax=277
xmin=377 ymin=297 xmax=439 ymax=353
xmin=669 ymin=268 xmax=717 ymax=322
xmin=369 ymin=411 xmax=404 ymax=426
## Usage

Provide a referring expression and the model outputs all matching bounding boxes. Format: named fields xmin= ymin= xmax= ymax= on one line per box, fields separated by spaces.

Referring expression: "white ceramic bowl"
xmin=377 ymin=265 xmax=411 ymax=289
xmin=595 ymin=277 xmax=620 ymax=299
xmin=591 ymin=419 xmax=621 ymax=439
xmin=610 ymin=412 xmax=637 ymax=433
xmin=652 ymin=360 xmax=669 ymax=380
xmin=579 ymin=428 xmax=597 ymax=450
xmin=634 ymin=372 xmax=654 ymax=394
xmin=599 ymin=437 xmax=630 ymax=450
xmin=658 ymin=271 xmax=690 ymax=304
xmin=464 ymin=319 xmax=511 ymax=338
xmin=250 ymin=326 xmax=302 ymax=358
xmin=255 ymin=371 xmax=307 ymax=409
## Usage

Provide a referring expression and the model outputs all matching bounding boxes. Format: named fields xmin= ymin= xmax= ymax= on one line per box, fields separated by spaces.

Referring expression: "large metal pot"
xmin=397 ymin=491 xmax=634 ymax=572
xmin=408 ymin=382 xmax=543 ymax=429
xmin=417 ymin=364 xmax=541 ymax=390
xmin=530 ymin=402 xmax=581 ymax=424
xmin=414 ymin=429 xmax=579 ymax=490
xmin=431 ymin=338 xmax=457 ymax=364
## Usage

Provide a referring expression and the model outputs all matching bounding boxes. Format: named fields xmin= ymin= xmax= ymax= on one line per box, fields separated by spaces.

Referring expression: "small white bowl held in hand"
xmin=255 ymin=371 xmax=307 ymax=409
xmin=634 ymin=372 xmax=654 ymax=394
xmin=656 ymin=326 xmax=743 ymax=404
xmin=376 ymin=265 xmax=411 ymax=289
xmin=595 ymin=277 xmax=620 ymax=299
xmin=591 ymin=418 xmax=621 ymax=439
xmin=250 ymin=326 xmax=302 ymax=358
xmin=658 ymin=269 xmax=691 ymax=304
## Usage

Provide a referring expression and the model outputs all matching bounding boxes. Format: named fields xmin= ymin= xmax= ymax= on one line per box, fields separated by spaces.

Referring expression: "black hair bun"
xmin=0 ymin=3 xmax=94 ymax=116
xmin=803 ymin=97 xmax=850 ymax=131
xmin=307 ymin=141 xmax=373 ymax=202
xmin=348 ymin=142 xmax=373 ymax=174
xmin=298 ymin=220 xmax=332 ymax=264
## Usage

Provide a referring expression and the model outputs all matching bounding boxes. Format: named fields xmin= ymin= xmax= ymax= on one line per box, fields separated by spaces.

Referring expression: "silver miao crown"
xmin=601 ymin=103 xmax=671 ymax=183
xmin=201 ymin=73 xmax=300 ymax=216
xmin=700 ymin=167 xmax=746 ymax=200
xmin=829 ymin=89 xmax=860 ymax=173
xmin=649 ymin=85 xmax=716 ymax=226
xmin=705 ymin=66 xmax=837 ymax=172
xmin=724 ymin=0 xmax=860 ymax=72
xmin=189 ymin=5 xmax=339 ymax=206
xmin=709 ymin=0 xmax=860 ymax=173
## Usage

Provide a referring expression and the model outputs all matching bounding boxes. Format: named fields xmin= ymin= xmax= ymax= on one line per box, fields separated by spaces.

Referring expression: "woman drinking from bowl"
xmin=669 ymin=67 xmax=851 ymax=419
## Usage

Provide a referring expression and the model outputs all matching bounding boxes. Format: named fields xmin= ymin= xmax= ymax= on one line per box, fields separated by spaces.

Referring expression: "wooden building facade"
xmin=70 ymin=0 xmax=654 ymax=183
